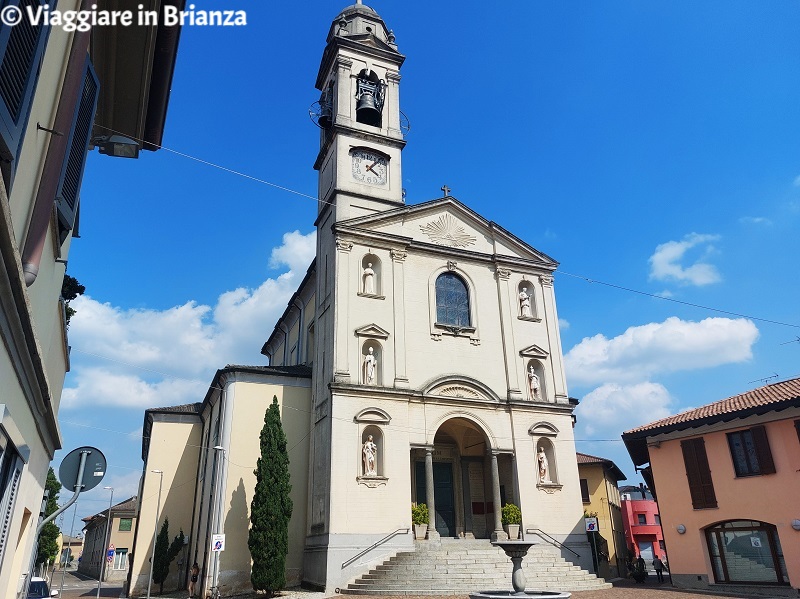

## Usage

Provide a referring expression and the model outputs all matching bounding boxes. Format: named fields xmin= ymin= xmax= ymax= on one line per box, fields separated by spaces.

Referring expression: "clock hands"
xmin=366 ymin=161 xmax=380 ymax=175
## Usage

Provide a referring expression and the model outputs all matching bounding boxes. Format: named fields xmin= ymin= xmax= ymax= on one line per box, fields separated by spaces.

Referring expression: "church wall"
xmin=513 ymin=410 xmax=594 ymax=572
xmin=129 ymin=418 xmax=202 ymax=596
xmin=215 ymin=379 xmax=311 ymax=594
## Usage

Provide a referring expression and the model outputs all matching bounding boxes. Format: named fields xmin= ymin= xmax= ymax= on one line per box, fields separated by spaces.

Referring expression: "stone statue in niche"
xmin=538 ymin=446 xmax=551 ymax=483
xmin=363 ymin=435 xmax=377 ymax=476
xmin=363 ymin=347 xmax=377 ymax=385
xmin=528 ymin=365 xmax=541 ymax=399
xmin=363 ymin=263 xmax=376 ymax=294
xmin=519 ymin=287 xmax=532 ymax=318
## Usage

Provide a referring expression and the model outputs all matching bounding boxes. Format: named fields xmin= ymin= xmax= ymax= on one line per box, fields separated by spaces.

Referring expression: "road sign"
xmin=211 ymin=534 xmax=226 ymax=552
xmin=107 ymin=549 xmax=114 ymax=562
xmin=58 ymin=447 xmax=107 ymax=492
xmin=585 ymin=517 xmax=598 ymax=532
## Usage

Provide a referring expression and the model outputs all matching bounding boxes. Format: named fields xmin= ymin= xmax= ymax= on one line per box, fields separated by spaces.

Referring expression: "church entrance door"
xmin=415 ymin=461 xmax=456 ymax=537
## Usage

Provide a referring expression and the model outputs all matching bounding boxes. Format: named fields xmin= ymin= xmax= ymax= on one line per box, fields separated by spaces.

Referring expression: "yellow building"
xmin=576 ymin=452 xmax=627 ymax=579
xmin=79 ymin=497 xmax=138 ymax=582
xmin=0 ymin=6 xmax=182 ymax=596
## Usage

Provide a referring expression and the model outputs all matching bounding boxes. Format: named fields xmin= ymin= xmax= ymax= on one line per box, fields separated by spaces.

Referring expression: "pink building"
xmin=619 ymin=485 xmax=666 ymax=564
xmin=623 ymin=378 xmax=800 ymax=596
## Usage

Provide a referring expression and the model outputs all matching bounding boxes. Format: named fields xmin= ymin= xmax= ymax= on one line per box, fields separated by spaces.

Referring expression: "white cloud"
xmin=565 ymin=316 xmax=759 ymax=386
xmin=739 ymin=216 xmax=772 ymax=226
xmin=558 ymin=318 xmax=570 ymax=330
xmin=63 ymin=230 xmax=316 ymax=409
xmin=648 ymin=233 xmax=722 ymax=286
xmin=61 ymin=370 xmax=205 ymax=410
xmin=269 ymin=230 xmax=317 ymax=272
xmin=577 ymin=382 xmax=674 ymax=437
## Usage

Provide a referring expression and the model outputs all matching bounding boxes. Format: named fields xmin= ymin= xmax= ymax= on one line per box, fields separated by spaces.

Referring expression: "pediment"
xmin=529 ymin=421 xmax=559 ymax=436
xmin=354 ymin=323 xmax=390 ymax=339
xmin=354 ymin=407 xmax=391 ymax=424
xmin=520 ymin=344 xmax=549 ymax=359
xmin=344 ymin=33 xmax=396 ymax=53
xmin=337 ymin=197 xmax=558 ymax=266
xmin=423 ymin=375 xmax=501 ymax=402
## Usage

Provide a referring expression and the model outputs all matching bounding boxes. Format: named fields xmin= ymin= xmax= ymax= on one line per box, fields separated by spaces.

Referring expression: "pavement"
xmin=56 ymin=576 xmax=779 ymax=599
xmin=46 ymin=570 xmax=122 ymax=598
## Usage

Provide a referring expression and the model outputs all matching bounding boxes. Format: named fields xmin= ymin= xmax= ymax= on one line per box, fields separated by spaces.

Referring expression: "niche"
xmin=360 ymin=254 xmax=382 ymax=296
xmin=361 ymin=340 xmax=383 ymax=386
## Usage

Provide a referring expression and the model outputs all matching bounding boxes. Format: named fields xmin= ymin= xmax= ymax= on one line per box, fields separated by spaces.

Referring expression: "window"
xmin=579 ymin=478 xmax=590 ymax=503
xmin=654 ymin=514 xmax=661 ymax=525
xmin=659 ymin=540 xmax=665 ymax=552
xmin=435 ymin=273 xmax=470 ymax=326
xmin=637 ymin=514 xmax=647 ymax=525
xmin=706 ymin=520 xmax=788 ymax=585
xmin=727 ymin=426 xmax=776 ymax=477
xmin=118 ymin=517 xmax=132 ymax=531
xmin=112 ymin=548 xmax=128 ymax=570
xmin=681 ymin=437 xmax=717 ymax=509
xmin=0 ymin=0 xmax=51 ymax=189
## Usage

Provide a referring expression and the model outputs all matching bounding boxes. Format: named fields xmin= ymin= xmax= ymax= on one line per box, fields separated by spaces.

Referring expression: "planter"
xmin=504 ymin=524 xmax=520 ymax=540
xmin=414 ymin=523 xmax=428 ymax=540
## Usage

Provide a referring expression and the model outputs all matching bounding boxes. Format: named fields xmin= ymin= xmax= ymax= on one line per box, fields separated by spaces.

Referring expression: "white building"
xmin=131 ymin=2 xmax=596 ymax=596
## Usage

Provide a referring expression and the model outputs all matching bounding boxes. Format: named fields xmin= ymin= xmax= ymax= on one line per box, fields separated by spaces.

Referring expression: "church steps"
xmin=341 ymin=539 xmax=612 ymax=594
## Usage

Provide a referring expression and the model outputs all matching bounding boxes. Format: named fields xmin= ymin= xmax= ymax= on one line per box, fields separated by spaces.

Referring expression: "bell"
xmin=356 ymin=92 xmax=381 ymax=126
xmin=318 ymin=102 xmax=332 ymax=128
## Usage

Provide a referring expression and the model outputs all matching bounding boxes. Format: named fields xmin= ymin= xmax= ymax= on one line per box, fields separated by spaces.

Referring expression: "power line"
xmin=557 ymin=270 xmax=800 ymax=329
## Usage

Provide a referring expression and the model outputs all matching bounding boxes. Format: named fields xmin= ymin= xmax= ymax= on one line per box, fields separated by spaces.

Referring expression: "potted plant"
xmin=501 ymin=503 xmax=522 ymax=540
xmin=411 ymin=503 xmax=429 ymax=540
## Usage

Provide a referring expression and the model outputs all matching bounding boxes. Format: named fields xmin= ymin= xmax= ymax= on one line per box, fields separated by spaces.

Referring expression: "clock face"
xmin=351 ymin=149 xmax=388 ymax=186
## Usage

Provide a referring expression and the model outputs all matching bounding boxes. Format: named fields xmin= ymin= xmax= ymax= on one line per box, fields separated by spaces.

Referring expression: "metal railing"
xmin=526 ymin=528 xmax=580 ymax=558
xmin=341 ymin=528 xmax=409 ymax=569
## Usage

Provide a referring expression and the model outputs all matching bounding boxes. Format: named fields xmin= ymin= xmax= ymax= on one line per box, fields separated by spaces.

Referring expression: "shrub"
xmin=411 ymin=503 xmax=429 ymax=525
xmin=501 ymin=503 xmax=521 ymax=525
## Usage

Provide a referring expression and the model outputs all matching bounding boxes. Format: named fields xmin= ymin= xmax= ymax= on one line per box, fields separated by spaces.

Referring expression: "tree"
xmin=152 ymin=517 xmax=184 ymax=595
xmin=36 ymin=468 xmax=60 ymax=566
xmin=61 ymin=274 xmax=85 ymax=327
xmin=248 ymin=396 xmax=292 ymax=596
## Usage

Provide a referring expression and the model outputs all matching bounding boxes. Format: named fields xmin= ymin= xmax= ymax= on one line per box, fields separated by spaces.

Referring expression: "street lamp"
xmin=146 ymin=470 xmax=164 ymax=599
xmin=211 ymin=446 xmax=225 ymax=597
xmin=96 ymin=486 xmax=114 ymax=599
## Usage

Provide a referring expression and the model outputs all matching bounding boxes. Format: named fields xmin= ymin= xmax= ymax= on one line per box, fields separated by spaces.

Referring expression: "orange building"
xmin=622 ymin=378 xmax=800 ymax=596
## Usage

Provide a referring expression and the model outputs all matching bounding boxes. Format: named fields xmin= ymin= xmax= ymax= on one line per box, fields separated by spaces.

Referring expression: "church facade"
xmin=127 ymin=3 xmax=593 ymax=596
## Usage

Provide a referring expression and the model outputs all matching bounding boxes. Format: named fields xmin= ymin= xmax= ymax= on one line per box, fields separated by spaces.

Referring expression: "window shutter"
xmin=0 ymin=460 xmax=22 ymax=567
xmin=0 ymin=0 xmax=50 ymax=183
xmin=750 ymin=426 xmax=775 ymax=475
xmin=681 ymin=438 xmax=717 ymax=509
xmin=55 ymin=55 xmax=98 ymax=244
xmin=795 ymin=420 xmax=800 ymax=445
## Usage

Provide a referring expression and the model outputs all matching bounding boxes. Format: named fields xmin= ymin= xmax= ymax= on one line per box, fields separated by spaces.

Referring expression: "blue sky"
xmin=54 ymin=1 xmax=800 ymax=530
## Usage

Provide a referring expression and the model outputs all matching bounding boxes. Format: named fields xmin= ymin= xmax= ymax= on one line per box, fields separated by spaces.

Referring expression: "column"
xmin=425 ymin=447 xmax=439 ymax=540
xmin=391 ymin=249 xmax=409 ymax=388
xmin=334 ymin=240 xmax=352 ymax=382
xmin=495 ymin=267 xmax=524 ymax=400
xmin=490 ymin=450 xmax=508 ymax=541
xmin=539 ymin=274 xmax=567 ymax=402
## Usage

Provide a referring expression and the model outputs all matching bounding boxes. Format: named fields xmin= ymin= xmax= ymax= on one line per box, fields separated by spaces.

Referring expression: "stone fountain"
xmin=469 ymin=540 xmax=571 ymax=599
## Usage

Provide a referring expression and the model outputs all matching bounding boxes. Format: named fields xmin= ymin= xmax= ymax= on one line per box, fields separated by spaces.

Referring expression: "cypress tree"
xmin=248 ymin=396 xmax=292 ymax=596
xmin=152 ymin=517 xmax=184 ymax=594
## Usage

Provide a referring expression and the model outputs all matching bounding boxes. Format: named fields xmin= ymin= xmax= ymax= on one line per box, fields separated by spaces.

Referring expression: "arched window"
xmin=435 ymin=273 xmax=470 ymax=326
xmin=706 ymin=520 xmax=788 ymax=585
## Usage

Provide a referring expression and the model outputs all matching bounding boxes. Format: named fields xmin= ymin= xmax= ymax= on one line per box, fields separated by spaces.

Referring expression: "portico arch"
xmin=411 ymin=416 xmax=510 ymax=541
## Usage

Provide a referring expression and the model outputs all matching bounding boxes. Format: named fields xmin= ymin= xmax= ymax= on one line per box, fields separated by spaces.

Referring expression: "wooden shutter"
xmin=55 ymin=55 xmax=98 ymax=244
xmin=681 ymin=438 xmax=717 ymax=509
xmin=750 ymin=426 xmax=775 ymax=475
xmin=0 ymin=0 xmax=50 ymax=184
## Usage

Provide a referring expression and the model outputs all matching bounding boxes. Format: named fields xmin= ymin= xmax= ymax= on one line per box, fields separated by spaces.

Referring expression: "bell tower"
xmin=313 ymin=0 xmax=406 ymax=221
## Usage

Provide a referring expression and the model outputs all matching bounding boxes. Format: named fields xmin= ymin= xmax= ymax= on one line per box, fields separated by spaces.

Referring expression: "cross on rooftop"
xmin=441 ymin=185 xmax=450 ymax=196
